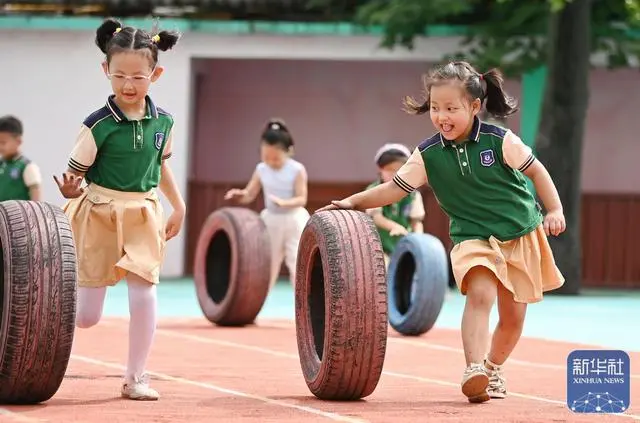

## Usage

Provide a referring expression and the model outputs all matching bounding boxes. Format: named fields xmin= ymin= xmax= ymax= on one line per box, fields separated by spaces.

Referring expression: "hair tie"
xmin=479 ymin=73 xmax=483 ymax=81
xmin=373 ymin=143 xmax=411 ymax=164
xmin=152 ymin=34 xmax=160 ymax=43
xmin=270 ymin=123 xmax=280 ymax=130
xmin=114 ymin=27 xmax=121 ymax=35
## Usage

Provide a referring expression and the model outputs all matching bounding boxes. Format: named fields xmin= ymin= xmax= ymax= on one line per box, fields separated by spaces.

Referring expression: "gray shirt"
xmin=256 ymin=158 xmax=305 ymax=213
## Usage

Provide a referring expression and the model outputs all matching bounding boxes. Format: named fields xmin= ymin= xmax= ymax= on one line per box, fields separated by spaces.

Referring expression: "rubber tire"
xmin=387 ymin=233 xmax=448 ymax=336
xmin=0 ymin=200 xmax=77 ymax=404
xmin=295 ymin=210 xmax=388 ymax=401
xmin=194 ymin=207 xmax=271 ymax=326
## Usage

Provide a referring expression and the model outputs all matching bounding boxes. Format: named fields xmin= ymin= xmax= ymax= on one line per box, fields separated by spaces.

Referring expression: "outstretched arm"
xmin=319 ymin=148 xmax=429 ymax=212
xmin=224 ymin=169 xmax=262 ymax=204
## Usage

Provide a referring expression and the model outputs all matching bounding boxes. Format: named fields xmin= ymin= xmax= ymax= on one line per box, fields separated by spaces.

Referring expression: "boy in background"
xmin=0 ymin=115 xmax=42 ymax=202
xmin=366 ymin=143 xmax=425 ymax=265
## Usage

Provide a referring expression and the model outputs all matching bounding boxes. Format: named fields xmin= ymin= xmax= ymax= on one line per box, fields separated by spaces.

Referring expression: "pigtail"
xmin=402 ymin=74 xmax=431 ymax=115
xmin=154 ymin=30 xmax=181 ymax=52
xmin=402 ymin=96 xmax=430 ymax=115
xmin=482 ymin=68 xmax=518 ymax=119
xmin=95 ymin=18 xmax=123 ymax=54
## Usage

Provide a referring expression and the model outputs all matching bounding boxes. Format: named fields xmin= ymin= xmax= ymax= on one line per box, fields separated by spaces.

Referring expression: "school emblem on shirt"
xmin=154 ymin=132 xmax=164 ymax=150
xmin=480 ymin=149 xmax=495 ymax=167
xmin=9 ymin=167 xmax=20 ymax=179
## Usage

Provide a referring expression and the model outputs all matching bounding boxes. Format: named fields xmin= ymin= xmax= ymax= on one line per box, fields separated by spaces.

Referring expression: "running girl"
xmin=320 ymin=61 xmax=565 ymax=404
xmin=54 ymin=18 xmax=184 ymax=401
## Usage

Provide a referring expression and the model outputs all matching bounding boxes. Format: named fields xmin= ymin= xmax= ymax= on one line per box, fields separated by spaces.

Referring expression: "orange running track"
xmin=1 ymin=317 xmax=638 ymax=423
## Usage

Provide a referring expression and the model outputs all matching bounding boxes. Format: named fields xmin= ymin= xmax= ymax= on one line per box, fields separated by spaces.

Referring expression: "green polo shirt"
xmin=68 ymin=95 xmax=173 ymax=192
xmin=366 ymin=180 xmax=416 ymax=254
xmin=0 ymin=155 xmax=39 ymax=201
xmin=393 ymin=117 xmax=542 ymax=245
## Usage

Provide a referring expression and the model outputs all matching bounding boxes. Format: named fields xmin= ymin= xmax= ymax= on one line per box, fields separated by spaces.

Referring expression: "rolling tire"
xmin=387 ymin=233 xmax=448 ymax=336
xmin=194 ymin=207 xmax=271 ymax=326
xmin=0 ymin=200 xmax=77 ymax=404
xmin=295 ymin=210 xmax=388 ymax=401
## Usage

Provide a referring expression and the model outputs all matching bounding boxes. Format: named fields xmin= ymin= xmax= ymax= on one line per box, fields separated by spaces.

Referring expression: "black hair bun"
xmin=155 ymin=30 xmax=181 ymax=51
xmin=95 ymin=18 xmax=123 ymax=54
xmin=266 ymin=118 xmax=289 ymax=133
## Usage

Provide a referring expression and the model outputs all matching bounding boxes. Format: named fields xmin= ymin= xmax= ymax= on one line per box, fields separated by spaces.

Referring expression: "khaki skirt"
xmin=63 ymin=183 xmax=166 ymax=288
xmin=450 ymin=225 xmax=565 ymax=303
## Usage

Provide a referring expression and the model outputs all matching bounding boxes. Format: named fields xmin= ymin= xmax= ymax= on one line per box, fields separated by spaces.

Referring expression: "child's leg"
xmin=268 ymin=235 xmax=285 ymax=289
xmin=461 ymin=266 xmax=498 ymax=365
xmin=76 ymin=287 xmax=107 ymax=328
xmin=484 ymin=282 xmax=527 ymax=398
xmin=261 ymin=210 xmax=286 ymax=289
xmin=283 ymin=237 xmax=298 ymax=289
xmin=121 ymin=273 xmax=159 ymax=401
xmin=283 ymin=209 xmax=309 ymax=289
xmin=460 ymin=265 xmax=498 ymax=403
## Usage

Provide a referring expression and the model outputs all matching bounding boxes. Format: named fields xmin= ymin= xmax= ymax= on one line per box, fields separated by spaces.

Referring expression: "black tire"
xmin=194 ymin=207 xmax=271 ymax=326
xmin=295 ymin=210 xmax=388 ymax=401
xmin=387 ymin=233 xmax=448 ymax=336
xmin=0 ymin=200 xmax=77 ymax=404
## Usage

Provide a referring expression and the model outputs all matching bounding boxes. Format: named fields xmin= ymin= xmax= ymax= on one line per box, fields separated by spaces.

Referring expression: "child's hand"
xmin=389 ymin=224 xmax=409 ymax=237
xmin=224 ymin=188 xmax=246 ymax=201
xmin=53 ymin=173 xmax=84 ymax=199
xmin=165 ymin=208 xmax=185 ymax=241
xmin=317 ymin=199 xmax=356 ymax=212
xmin=543 ymin=209 xmax=566 ymax=236
xmin=269 ymin=195 xmax=286 ymax=207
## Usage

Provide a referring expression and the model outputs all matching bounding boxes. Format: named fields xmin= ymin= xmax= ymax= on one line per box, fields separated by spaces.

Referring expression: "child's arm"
xmin=23 ymin=162 xmax=42 ymax=201
xmin=369 ymin=211 xmax=409 ymax=236
xmin=54 ymin=125 xmax=96 ymax=198
xmin=271 ymin=166 xmax=308 ymax=208
xmin=503 ymin=132 xmax=565 ymax=236
xmin=319 ymin=148 xmax=429 ymax=212
xmin=159 ymin=161 xmax=185 ymax=213
xmin=224 ymin=169 xmax=262 ymax=205
xmin=409 ymin=190 xmax=425 ymax=233
xmin=158 ymin=133 xmax=186 ymax=241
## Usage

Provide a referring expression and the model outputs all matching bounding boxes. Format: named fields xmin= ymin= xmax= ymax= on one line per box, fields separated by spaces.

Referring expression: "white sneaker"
xmin=484 ymin=359 xmax=507 ymax=399
xmin=461 ymin=363 xmax=490 ymax=403
xmin=121 ymin=373 xmax=160 ymax=401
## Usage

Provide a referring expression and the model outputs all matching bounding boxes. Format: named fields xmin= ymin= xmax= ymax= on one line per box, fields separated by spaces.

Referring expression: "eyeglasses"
xmin=107 ymin=68 xmax=155 ymax=84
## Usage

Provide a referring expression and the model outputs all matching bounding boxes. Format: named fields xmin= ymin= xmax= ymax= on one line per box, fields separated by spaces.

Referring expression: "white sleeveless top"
xmin=256 ymin=158 xmax=305 ymax=213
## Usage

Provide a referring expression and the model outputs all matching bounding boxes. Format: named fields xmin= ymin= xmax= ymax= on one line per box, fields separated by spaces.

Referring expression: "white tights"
xmin=76 ymin=273 xmax=157 ymax=381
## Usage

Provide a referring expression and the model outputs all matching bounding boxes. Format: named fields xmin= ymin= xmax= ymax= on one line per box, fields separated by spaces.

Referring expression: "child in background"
xmin=366 ymin=143 xmax=425 ymax=265
xmin=224 ymin=119 xmax=309 ymax=289
xmin=0 ymin=115 xmax=42 ymax=202
xmin=54 ymin=18 xmax=184 ymax=401
xmin=320 ymin=61 xmax=565 ymax=404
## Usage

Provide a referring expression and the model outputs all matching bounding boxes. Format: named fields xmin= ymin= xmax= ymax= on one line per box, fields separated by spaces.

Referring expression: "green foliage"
xmin=353 ymin=0 xmax=477 ymax=49
xmin=348 ymin=0 xmax=640 ymax=76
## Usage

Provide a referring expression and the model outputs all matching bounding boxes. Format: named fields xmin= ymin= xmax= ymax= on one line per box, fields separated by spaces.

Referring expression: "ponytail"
xmin=261 ymin=118 xmax=294 ymax=150
xmin=402 ymin=62 xmax=518 ymax=119
xmin=481 ymin=68 xmax=518 ymax=119
xmin=402 ymin=74 xmax=430 ymax=115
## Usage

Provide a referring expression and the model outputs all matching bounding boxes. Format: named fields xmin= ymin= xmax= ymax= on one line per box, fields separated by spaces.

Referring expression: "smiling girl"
xmin=320 ymin=61 xmax=565 ymax=404
xmin=54 ymin=18 xmax=184 ymax=401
